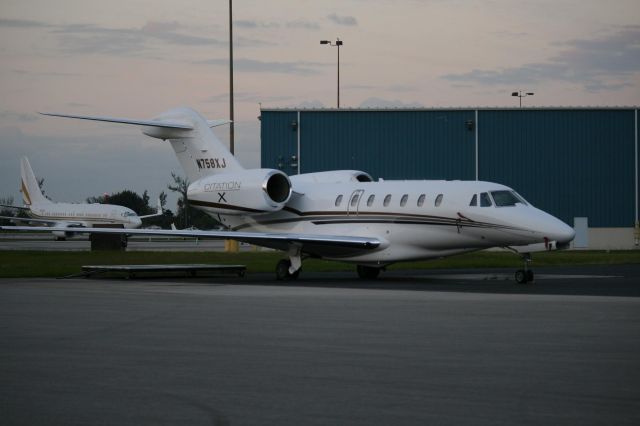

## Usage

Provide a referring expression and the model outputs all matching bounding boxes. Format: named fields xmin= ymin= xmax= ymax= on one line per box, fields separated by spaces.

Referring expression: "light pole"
xmin=320 ymin=38 xmax=343 ymax=108
xmin=229 ymin=0 xmax=234 ymax=154
xmin=512 ymin=90 xmax=534 ymax=108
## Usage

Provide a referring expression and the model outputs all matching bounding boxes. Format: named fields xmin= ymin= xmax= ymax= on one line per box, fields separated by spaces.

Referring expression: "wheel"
xmin=515 ymin=269 xmax=527 ymax=284
xmin=275 ymin=259 xmax=300 ymax=281
xmin=526 ymin=270 xmax=534 ymax=282
xmin=357 ymin=265 xmax=381 ymax=280
xmin=276 ymin=259 xmax=291 ymax=280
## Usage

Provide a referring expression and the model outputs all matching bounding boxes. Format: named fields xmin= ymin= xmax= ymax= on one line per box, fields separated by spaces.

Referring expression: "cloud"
xmin=0 ymin=18 xmax=51 ymax=28
xmin=141 ymin=21 xmax=183 ymax=33
xmin=0 ymin=111 xmax=38 ymax=122
xmin=285 ymin=20 xmax=320 ymax=30
xmin=442 ymin=26 xmax=640 ymax=92
xmin=234 ymin=20 xmax=279 ymax=29
xmin=198 ymin=58 xmax=328 ymax=75
xmin=296 ymin=100 xmax=326 ymax=109
xmin=1 ymin=17 xmax=270 ymax=56
xmin=232 ymin=19 xmax=320 ymax=31
xmin=327 ymin=14 xmax=358 ymax=27
xmin=205 ymin=92 xmax=295 ymax=103
xmin=53 ymin=22 xmax=222 ymax=55
xmin=359 ymin=97 xmax=424 ymax=108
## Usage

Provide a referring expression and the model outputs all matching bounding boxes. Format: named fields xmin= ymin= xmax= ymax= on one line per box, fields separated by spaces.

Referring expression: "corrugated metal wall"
xmin=260 ymin=111 xmax=299 ymax=174
xmin=261 ymin=108 xmax=638 ymax=227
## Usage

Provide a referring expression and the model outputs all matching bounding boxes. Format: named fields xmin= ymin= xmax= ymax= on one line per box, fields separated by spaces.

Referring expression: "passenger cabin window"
xmin=435 ymin=194 xmax=443 ymax=207
xmin=417 ymin=194 xmax=426 ymax=207
xmin=335 ymin=195 xmax=343 ymax=207
xmin=367 ymin=194 xmax=375 ymax=207
xmin=491 ymin=190 xmax=525 ymax=207
xmin=350 ymin=193 xmax=360 ymax=207
xmin=469 ymin=194 xmax=478 ymax=206
xmin=383 ymin=194 xmax=392 ymax=207
xmin=400 ymin=194 xmax=408 ymax=207
xmin=480 ymin=192 xmax=492 ymax=207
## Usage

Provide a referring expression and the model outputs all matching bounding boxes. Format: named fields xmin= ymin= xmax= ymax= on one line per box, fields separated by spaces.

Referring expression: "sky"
xmin=1 ymin=0 xmax=639 ymax=210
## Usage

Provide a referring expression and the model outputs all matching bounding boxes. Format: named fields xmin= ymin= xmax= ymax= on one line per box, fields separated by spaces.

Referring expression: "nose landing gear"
xmin=515 ymin=253 xmax=534 ymax=284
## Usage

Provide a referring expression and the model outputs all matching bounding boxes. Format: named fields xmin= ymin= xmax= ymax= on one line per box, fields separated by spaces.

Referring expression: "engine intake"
xmin=187 ymin=169 xmax=292 ymax=215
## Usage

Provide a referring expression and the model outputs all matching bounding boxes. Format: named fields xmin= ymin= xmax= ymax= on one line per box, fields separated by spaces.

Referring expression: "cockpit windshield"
xmin=123 ymin=211 xmax=137 ymax=217
xmin=490 ymin=190 xmax=527 ymax=207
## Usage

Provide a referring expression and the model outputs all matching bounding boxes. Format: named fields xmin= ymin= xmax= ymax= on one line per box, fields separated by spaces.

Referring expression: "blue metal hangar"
xmin=260 ymin=107 xmax=640 ymax=250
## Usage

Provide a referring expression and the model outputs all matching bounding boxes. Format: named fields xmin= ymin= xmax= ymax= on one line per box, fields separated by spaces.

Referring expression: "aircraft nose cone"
xmin=546 ymin=219 xmax=575 ymax=243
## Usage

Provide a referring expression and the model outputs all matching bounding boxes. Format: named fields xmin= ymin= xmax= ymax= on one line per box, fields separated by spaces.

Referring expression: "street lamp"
xmin=229 ymin=0 xmax=234 ymax=154
xmin=320 ymin=38 xmax=343 ymax=108
xmin=512 ymin=90 xmax=534 ymax=108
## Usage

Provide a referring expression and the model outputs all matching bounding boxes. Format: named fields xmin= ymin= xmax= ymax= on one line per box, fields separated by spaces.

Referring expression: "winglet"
xmin=139 ymin=198 xmax=164 ymax=220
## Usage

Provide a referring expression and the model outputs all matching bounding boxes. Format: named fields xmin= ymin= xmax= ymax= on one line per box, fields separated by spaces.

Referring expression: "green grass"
xmin=0 ymin=249 xmax=639 ymax=278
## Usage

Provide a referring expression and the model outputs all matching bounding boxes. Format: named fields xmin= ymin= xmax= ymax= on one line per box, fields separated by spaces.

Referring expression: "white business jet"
xmin=0 ymin=157 xmax=162 ymax=240
xmin=1 ymin=107 xmax=575 ymax=282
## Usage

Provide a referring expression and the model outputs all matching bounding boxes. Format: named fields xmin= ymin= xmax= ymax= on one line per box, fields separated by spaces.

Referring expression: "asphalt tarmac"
xmin=1 ymin=266 xmax=639 ymax=425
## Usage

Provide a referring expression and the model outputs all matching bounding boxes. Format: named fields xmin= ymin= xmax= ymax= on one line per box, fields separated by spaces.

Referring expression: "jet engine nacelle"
xmin=187 ymin=169 xmax=292 ymax=215
xmin=51 ymin=223 xmax=86 ymax=240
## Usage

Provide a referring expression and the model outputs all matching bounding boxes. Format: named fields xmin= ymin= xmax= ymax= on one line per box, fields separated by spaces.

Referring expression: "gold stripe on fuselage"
xmin=20 ymin=179 xmax=32 ymax=206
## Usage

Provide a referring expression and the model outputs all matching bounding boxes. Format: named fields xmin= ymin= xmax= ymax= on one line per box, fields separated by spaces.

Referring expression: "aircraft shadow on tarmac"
xmin=80 ymin=264 xmax=640 ymax=298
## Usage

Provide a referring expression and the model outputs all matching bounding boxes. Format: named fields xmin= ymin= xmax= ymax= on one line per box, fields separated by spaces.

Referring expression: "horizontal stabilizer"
xmin=207 ymin=119 xmax=233 ymax=128
xmin=39 ymin=112 xmax=193 ymax=130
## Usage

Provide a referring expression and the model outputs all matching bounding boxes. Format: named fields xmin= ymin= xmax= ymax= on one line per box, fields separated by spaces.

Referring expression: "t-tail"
xmin=20 ymin=157 xmax=52 ymax=206
xmin=40 ymin=107 xmax=243 ymax=183
xmin=41 ymin=107 xmax=292 ymax=217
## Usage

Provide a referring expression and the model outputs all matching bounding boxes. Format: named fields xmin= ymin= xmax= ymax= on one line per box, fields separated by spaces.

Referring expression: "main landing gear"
xmin=515 ymin=253 xmax=534 ymax=284
xmin=275 ymin=246 xmax=303 ymax=281
xmin=275 ymin=259 xmax=301 ymax=280
xmin=356 ymin=265 xmax=381 ymax=280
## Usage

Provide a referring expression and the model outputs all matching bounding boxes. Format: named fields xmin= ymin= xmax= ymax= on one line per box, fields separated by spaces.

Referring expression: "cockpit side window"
xmin=480 ymin=192 xmax=492 ymax=207
xmin=490 ymin=190 xmax=525 ymax=207
xmin=469 ymin=194 xmax=477 ymax=206
xmin=513 ymin=192 xmax=529 ymax=206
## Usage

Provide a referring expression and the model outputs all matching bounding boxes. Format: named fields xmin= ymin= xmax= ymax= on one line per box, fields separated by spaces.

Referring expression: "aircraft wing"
xmin=0 ymin=225 xmax=384 ymax=257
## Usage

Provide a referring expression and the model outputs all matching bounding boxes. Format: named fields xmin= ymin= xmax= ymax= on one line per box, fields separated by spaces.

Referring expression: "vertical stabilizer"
xmin=20 ymin=157 xmax=51 ymax=206
xmin=149 ymin=107 xmax=244 ymax=183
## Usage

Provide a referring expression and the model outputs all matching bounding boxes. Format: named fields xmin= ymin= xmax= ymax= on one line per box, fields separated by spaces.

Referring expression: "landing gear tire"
xmin=515 ymin=269 xmax=534 ymax=284
xmin=276 ymin=259 xmax=300 ymax=281
xmin=357 ymin=265 xmax=381 ymax=280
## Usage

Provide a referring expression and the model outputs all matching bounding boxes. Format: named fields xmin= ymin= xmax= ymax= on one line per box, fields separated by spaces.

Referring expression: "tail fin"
xmin=20 ymin=157 xmax=51 ymax=206
xmin=41 ymin=107 xmax=243 ymax=183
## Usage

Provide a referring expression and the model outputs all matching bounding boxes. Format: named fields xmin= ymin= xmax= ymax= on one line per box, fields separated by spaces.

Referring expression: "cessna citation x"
xmin=0 ymin=157 xmax=162 ymax=239
xmin=1 ymin=107 xmax=575 ymax=283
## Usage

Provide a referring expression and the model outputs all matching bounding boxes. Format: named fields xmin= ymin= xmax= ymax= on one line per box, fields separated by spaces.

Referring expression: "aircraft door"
xmin=347 ymin=189 xmax=365 ymax=216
